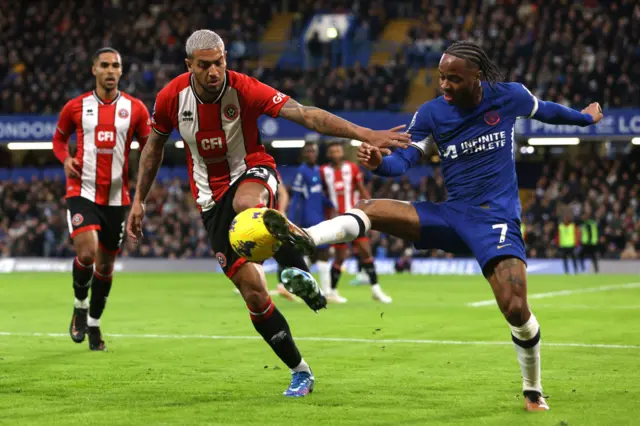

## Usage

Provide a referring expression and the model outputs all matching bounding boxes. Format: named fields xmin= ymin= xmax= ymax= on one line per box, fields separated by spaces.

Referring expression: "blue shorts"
xmin=412 ymin=201 xmax=526 ymax=272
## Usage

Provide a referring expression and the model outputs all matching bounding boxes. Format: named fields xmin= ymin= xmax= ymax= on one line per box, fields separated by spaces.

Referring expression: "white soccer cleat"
xmin=327 ymin=290 xmax=348 ymax=304
xmin=372 ymin=286 xmax=392 ymax=304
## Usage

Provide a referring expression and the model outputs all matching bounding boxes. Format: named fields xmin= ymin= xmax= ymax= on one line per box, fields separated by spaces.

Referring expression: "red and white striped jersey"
xmin=320 ymin=161 xmax=363 ymax=214
xmin=151 ymin=71 xmax=287 ymax=212
xmin=53 ymin=91 xmax=150 ymax=206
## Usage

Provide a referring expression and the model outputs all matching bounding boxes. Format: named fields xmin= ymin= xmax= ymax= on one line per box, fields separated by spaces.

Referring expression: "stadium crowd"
xmin=2 ymin=155 xmax=638 ymax=261
xmin=2 ymin=0 xmax=639 ymax=114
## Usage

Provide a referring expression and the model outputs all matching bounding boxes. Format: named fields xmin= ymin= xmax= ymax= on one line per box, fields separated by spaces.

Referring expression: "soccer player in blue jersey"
xmin=287 ymin=142 xmax=336 ymax=295
xmin=267 ymin=41 xmax=603 ymax=411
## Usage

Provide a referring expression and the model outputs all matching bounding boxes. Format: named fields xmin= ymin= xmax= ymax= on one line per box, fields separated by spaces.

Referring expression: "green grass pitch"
xmin=1 ymin=272 xmax=639 ymax=425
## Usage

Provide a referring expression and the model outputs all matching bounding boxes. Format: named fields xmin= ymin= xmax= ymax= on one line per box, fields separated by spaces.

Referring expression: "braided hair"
xmin=443 ymin=41 xmax=504 ymax=86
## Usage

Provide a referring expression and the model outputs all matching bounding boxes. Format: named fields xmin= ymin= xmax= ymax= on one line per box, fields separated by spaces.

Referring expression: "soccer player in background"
xmin=52 ymin=48 xmax=151 ymax=351
xmin=266 ymin=41 xmax=603 ymax=409
xmin=320 ymin=141 xmax=392 ymax=304
xmin=287 ymin=142 xmax=336 ymax=297
xmin=126 ymin=30 xmax=410 ymax=397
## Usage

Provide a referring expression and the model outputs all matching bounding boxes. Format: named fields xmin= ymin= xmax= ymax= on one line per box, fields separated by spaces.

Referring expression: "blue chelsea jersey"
xmin=288 ymin=163 xmax=334 ymax=227
xmin=408 ymin=82 xmax=538 ymax=218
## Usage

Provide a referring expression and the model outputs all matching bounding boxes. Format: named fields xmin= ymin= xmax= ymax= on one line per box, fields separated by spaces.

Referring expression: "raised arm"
xmin=533 ymin=101 xmax=602 ymax=126
xmin=512 ymin=83 xmax=603 ymax=126
xmin=278 ymin=98 xmax=410 ymax=149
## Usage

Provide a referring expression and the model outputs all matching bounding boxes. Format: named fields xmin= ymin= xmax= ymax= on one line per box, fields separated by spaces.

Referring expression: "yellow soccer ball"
xmin=229 ymin=208 xmax=282 ymax=262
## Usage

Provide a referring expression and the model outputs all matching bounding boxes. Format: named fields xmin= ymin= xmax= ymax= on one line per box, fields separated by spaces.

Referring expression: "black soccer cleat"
xmin=88 ymin=326 xmax=106 ymax=351
xmin=263 ymin=209 xmax=316 ymax=257
xmin=69 ymin=307 xmax=88 ymax=343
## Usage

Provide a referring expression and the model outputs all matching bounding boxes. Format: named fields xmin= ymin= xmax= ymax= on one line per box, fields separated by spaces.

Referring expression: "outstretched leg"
xmin=265 ymin=199 xmax=422 ymax=252
xmin=484 ymin=256 xmax=548 ymax=412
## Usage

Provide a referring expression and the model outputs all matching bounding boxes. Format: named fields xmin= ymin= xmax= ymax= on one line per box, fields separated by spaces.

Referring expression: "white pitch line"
xmin=0 ymin=331 xmax=638 ymax=350
xmin=468 ymin=282 xmax=640 ymax=307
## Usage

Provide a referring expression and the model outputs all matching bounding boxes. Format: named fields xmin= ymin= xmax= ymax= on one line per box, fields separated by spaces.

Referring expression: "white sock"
xmin=87 ymin=316 xmax=100 ymax=327
xmin=74 ymin=298 xmax=89 ymax=309
xmin=371 ymin=283 xmax=382 ymax=293
xmin=291 ymin=358 xmax=311 ymax=374
xmin=316 ymin=261 xmax=331 ymax=295
xmin=306 ymin=209 xmax=371 ymax=246
xmin=510 ymin=313 xmax=542 ymax=393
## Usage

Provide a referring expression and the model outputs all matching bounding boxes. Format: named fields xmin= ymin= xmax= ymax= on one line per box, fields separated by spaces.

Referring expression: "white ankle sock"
xmin=87 ymin=316 xmax=100 ymax=327
xmin=306 ymin=209 xmax=371 ymax=246
xmin=291 ymin=358 xmax=311 ymax=374
xmin=510 ymin=313 xmax=542 ymax=393
xmin=316 ymin=261 xmax=331 ymax=294
xmin=74 ymin=298 xmax=89 ymax=309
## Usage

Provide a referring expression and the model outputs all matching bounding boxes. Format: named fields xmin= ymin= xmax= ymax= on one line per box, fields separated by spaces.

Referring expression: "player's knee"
xmin=242 ymin=286 xmax=270 ymax=312
xmin=77 ymin=248 xmax=97 ymax=266
xmin=232 ymin=195 xmax=265 ymax=214
xmin=501 ymin=296 xmax=530 ymax=326
xmin=94 ymin=261 xmax=114 ymax=276
xmin=353 ymin=199 xmax=375 ymax=215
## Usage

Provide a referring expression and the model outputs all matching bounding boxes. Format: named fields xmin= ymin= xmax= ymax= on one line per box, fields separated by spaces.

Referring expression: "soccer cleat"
xmin=283 ymin=371 xmax=315 ymax=397
xmin=372 ymin=286 xmax=393 ymax=304
xmin=69 ymin=307 xmax=88 ymax=343
xmin=350 ymin=272 xmax=370 ymax=286
xmin=87 ymin=326 xmax=106 ymax=351
xmin=327 ymin=290 xmax=348 ymax=304
xmin=263 ymin=209 xmax=316 ymax=257
xmin=280 ymin=267 xmax=327 ymax=312
xmin=524 ymin=391 xmax=550 ymax=411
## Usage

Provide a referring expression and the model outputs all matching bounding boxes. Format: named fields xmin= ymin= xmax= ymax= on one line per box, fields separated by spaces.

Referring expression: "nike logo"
xmin=497 ymin=244 xmax=512 ymax=249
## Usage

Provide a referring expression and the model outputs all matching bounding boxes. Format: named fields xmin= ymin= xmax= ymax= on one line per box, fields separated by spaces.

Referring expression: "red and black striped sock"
xmin=72 ymin=257 xmax=93 ymax=301
xmin=250 ymin=297 xmax=302 ymax=369
xmin=89 ymin=270 xmax=113 ymax=320
xmin=330 ymin=263 xmax=342 ymax=290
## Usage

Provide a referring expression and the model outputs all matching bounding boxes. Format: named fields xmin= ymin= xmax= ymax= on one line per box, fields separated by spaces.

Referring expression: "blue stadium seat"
xmin=0 ymin=168 xmax=10 ymax=181
xmin=11 ymin=167 xmax=41 ymax=181
xmin=42 ymin=167 xmax=65 ymax=181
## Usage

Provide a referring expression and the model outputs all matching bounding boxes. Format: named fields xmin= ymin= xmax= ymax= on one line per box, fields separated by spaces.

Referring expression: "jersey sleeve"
xmin=56 ymin=100 xmax=77 ymax=136
xmin=352 ymin=162 xmax=363 ymax=184
xmin=509 ymin=83 xmax=539 ymax=119
xmin=134 ymin=100 xmax=151 ymax=145
xmin=52 ymin=100 xmax=77 ymax=163
xmin=242 ymin=76 xmax=290 ymax=117
xmin=150 ymin=89 xmax=174 ymax=136
xmin=406 ymin=104 xmax=433 ymax=155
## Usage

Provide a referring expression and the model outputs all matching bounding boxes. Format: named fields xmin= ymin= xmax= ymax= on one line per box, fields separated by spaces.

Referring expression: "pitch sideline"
xmin=0 ymin=331 xmax=638 ymax=350
xmin=467 ymin=282 xmax=640 ymax=307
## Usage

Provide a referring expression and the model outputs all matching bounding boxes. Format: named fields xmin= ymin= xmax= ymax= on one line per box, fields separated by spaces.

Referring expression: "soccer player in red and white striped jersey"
xmin=320 ymin=141 xmax=392 ymax=304
xmin=127 ymin=30 xmax=410 ymax=397
xmin=52 ymin=48 xmax=150 ymax=351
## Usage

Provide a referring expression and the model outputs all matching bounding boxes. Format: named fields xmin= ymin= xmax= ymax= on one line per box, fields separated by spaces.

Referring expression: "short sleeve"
xmin=56 ymin=100 xmax=77 ymax=136
xmin=242 ymin=76 xmax=290 ymax=117
xmin=509 ymin=83 xmax=539 ymax=119
xmin=151 ymin=90 xmax=174 ymax=135
xmin=352 ymin=162 xmax=363 ymax=183
xmin=134 ymin=100 xmax=151 ymax=140
xmin=406 ymin=104 xmax=433 ymax=155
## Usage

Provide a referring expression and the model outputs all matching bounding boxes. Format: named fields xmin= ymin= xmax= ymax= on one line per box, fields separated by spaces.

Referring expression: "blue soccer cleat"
xmin=280 ymin=267 xmax=327 ymax=312
xmin=283 ymin=371 xmax=315 ymax=397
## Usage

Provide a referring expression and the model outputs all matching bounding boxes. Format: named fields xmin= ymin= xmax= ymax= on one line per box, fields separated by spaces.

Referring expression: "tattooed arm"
xmin=277 ymin=98 xmax=411 ymax=149
xmin=127 ymin=130 xmax=168 ymax=241
xmin=134 ymin=130 xmax=168 ymax=203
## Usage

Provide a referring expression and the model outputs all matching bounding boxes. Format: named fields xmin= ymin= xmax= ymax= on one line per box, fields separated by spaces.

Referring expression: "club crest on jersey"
xmin=118 ymin=109 xmax=129 ymax=119
xmin=216 ymin=252 xmax=227 ymax=268
xmin=223 ymin=104 xmax=238 ymax=120
xmin=72 ymin=214 xmax=83 ymax=226
xmin=484 ymin=110 xmax=500 ymax=126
